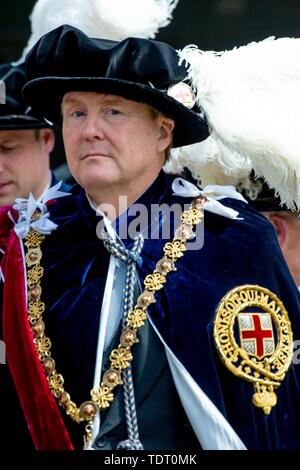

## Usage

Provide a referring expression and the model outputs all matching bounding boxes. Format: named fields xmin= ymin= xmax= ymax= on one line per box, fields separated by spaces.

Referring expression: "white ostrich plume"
xmin=20 ymin=0 xmax=178 ymax=60
xmin=165 ymin=137 xmax=252 ymax=188
xmin=170 ymin=36 xmax=300 ymax=210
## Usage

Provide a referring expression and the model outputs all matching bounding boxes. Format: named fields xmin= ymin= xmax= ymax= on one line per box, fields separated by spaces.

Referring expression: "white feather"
xmin=20 ymin=0 xmax=178 ymax=60
xmin=165 ymin=136 xmax=252 ymax=188
xmin=175 ymin=37 xmax=300 ymax=210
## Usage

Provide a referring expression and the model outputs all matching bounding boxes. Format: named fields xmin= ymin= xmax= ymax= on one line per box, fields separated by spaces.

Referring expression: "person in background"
xmin=0 ymin=62 xmax=58 ymax=206
xmin=264 ymin=212 xmax=300 ymax=290
xmin=245 ymin=181 xmax=300 ymax=291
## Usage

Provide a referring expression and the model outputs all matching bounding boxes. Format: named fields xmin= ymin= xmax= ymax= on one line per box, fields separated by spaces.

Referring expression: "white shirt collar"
xmin=86 ymin=192 xmax=117 ymax=240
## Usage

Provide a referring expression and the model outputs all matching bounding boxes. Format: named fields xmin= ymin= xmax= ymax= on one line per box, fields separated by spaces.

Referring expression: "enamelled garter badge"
xmin=213 ymin=285 xmax=293 ymax=415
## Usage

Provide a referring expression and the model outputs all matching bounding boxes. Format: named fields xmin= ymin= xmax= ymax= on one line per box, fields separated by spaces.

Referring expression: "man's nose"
xmin=82 ymin=115 xmax=105 ymax=140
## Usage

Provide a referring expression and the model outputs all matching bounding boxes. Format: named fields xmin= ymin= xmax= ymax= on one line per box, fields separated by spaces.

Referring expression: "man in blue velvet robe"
xmin=1 ymin=25 xmax=300 ymax=450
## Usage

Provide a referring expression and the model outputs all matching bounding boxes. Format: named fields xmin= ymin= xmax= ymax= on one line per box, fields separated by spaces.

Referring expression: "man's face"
xmin=62 ymin=92 xmax=174 ymax=199
xmin=0 ymin=129 xmax=54 ymax=206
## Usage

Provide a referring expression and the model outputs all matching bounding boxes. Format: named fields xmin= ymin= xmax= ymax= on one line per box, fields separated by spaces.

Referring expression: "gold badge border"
xmin=213 ymin=285 xmax=293 ymax=388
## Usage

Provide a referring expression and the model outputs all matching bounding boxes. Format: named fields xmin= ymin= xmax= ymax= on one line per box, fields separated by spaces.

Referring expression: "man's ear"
xmin=269 ymin=215 xmax=289 ymax=249
xmin=40 ymin=128 xmax=55 ymax=154
xmin=157 ymin=117 xmax=175 ymax=153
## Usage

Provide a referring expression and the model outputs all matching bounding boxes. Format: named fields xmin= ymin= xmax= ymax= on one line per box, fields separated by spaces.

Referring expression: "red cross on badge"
xmin=238 ymin=312 xmax=275 ymax=359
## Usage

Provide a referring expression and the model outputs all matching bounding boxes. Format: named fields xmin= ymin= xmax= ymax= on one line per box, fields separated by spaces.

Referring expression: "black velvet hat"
xmin=23 ymin=25 xmax=209 ymax=148
xmin=249 ymin=185 xmax=287 ymax=212
xmin=0 ymin=62 xmax=52 ymax=130
xmin=242 ymin=173 xmax=287 ymax=212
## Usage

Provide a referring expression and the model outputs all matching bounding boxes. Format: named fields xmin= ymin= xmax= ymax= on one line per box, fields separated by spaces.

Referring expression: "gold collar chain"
xmin=23 ymin=195 xmax=206 ymax=447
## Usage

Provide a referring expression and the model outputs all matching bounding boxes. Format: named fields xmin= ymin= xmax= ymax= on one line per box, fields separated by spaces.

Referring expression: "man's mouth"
xmin=0 ymin=182 xmax=13 ymax=190
xmin=81 ymin=152 xmax=110 ymax=160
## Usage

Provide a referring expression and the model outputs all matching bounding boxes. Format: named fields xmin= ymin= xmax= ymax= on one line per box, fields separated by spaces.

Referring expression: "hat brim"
xmin=23 ymin=77 xmax=209 ymax=147
xmin=0 ymin=117 xmax=52 ymax=130
xmin=248 ymin=193 xmax=287 ymax=212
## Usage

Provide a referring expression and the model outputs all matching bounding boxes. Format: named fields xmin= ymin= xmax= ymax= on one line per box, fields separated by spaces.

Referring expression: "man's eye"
xmin=71 ymin=110 xmax=86 ymax=118
xmin=104 ymin=108 xmax=121 ymax=117
xmin=1 ymin=146 xmax=16 ymax=152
